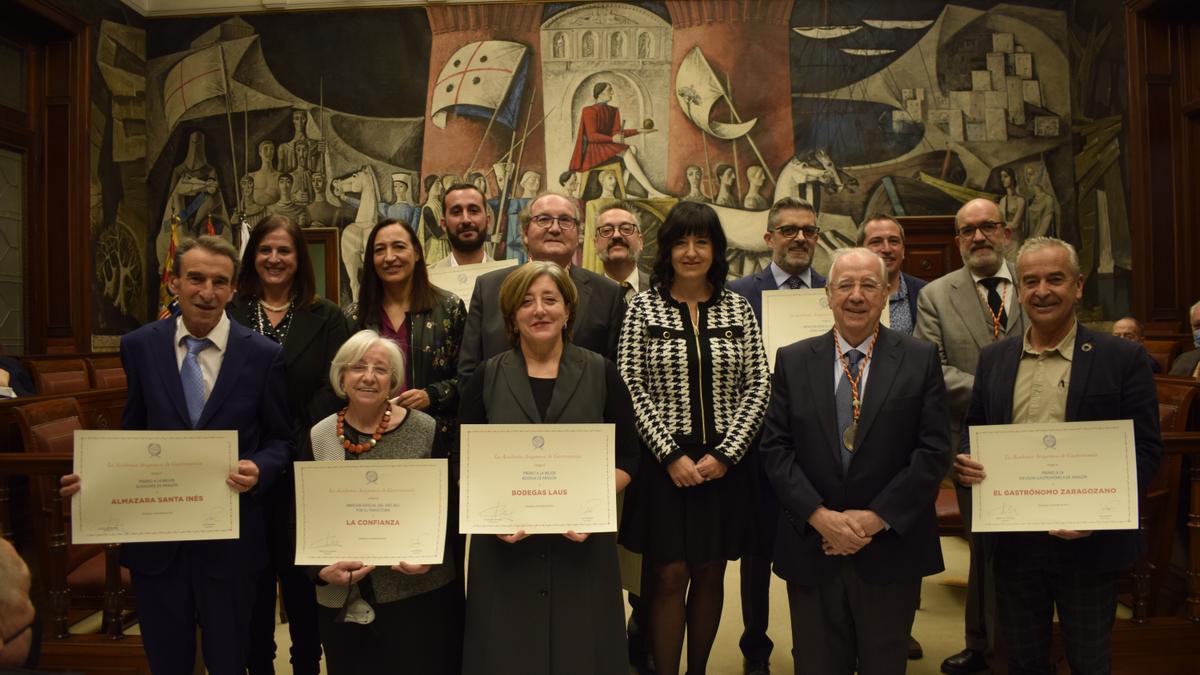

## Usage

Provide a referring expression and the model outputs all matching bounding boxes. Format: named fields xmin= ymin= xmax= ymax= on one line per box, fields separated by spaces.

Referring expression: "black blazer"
xmin=726 ymin=265 xmax=827 ymax=324
xmin=761 ymin=327 xmax=951 ymax=585
xmin=457 ymin=264 xmax=626 ymax=380
xmin=228 ymin=297 xmax=351 ymax=456
xmin=900 ymin=272 xmax=927 ymax=323
xmin=963 ymin=324 xmax=1163 ymax=572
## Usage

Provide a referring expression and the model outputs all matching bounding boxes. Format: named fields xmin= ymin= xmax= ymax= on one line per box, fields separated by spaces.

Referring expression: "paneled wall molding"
xmin=120 ymin=0 xmax=535 ymax=18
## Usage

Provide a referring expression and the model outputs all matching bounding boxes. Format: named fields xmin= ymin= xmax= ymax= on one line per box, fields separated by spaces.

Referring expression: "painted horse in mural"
xmin=330 ymin=165 xmax=380 ymax=303
xmin=711 ymin=149 xmax=859 ymax=276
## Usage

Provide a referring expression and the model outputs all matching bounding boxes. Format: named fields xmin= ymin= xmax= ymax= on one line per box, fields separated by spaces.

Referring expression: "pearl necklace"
xmin=337 ymin=406 xmax=392 ymax=454
xmin=259 ymin=298 xmax=291 ymax=313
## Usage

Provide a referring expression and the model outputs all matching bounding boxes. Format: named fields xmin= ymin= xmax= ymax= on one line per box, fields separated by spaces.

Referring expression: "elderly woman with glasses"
xmin=457 ymin=261 xmax=639 ymax=675
xmin=308 ymin=330 xmax=461 ymax=674
xmin=618 ymin=201 xmax=771 ymax=675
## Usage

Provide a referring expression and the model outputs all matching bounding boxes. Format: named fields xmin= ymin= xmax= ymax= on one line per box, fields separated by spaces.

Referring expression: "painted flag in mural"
xmin=430 ymin=41 xmax=529 ymax=130
xmin=157 ymin=215 xmax=181 ymax=319
xmin=162 ymin=45 xmax=227 ymax=131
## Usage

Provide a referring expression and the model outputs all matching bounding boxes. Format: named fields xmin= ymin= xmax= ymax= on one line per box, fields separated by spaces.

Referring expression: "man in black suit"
xmin=762 ymin=247 xmax=951 ymax=675
xmin=955 ymin=237 xmax=1161 ymax=674
xmin=458 ymin=192 xmax=626 ymax=379
xmin=727 ymin=196 xmax=825 ymax=675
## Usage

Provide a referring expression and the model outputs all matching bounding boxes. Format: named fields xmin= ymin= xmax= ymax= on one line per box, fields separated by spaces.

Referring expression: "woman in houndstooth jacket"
xmin=618 ymin=201 xmax=771 ymax=675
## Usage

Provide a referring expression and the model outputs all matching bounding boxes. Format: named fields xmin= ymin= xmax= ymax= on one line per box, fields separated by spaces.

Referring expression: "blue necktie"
xmin=181 ymin=336 xmax=212 ymax=428
xmin=835 ymin=349 xmax=864 ymax=470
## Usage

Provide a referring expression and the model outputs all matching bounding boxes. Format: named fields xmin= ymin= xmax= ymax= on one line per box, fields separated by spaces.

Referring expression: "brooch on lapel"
xmin=1081 ymin=343 xmax=1093 ymax=352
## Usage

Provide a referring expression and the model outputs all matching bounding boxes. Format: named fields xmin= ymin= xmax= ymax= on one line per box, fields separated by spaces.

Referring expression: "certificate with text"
xmin=72 ymin=430 xmax=239 ymax=544
xmin=459 ymin=424 xmax=617 ymax=534
xmin=428 ymin=258 xmax=518 ymax=306
xmin=761 ymin=288 xmax=889 ymax=371
xmin=294 ymin=459 xmax=447 ymax=566
xmin=970 ymin=420 xmax=1139 ymax=532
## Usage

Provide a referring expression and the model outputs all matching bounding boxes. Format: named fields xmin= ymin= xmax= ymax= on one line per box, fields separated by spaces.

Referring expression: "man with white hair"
xmin=955 ymin=237 xmax=1161 ymax=674
xmin=762 ymin=247 xmax=951 ymax=675
xmin=1168 ymin=300 xmax=1200 ymax=378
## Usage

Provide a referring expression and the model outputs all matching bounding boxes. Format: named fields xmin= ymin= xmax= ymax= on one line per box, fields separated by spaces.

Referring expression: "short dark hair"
xmin=236 ymin=215 xmax=318 ymax=307
xmin=593 ymin=81 xmax=611 ymax=99
xmin=558 ymin=170 xmax=575 ymax=187
xmin=442 ymin=182 xmax=485 ymax=211
xmin=856 ymin=213 xmax=906 ymax=245
xmin=715 ymin=163 xmax=734 ymax=180
xmin=766 ymin=197 xmax=816 ymax=231
xmin=651 ymin=201 xmax=728 ymax=290
xmin=356 ymin=218 xmax=438 ymax=329
xmin=1115 ymin=316 xmax=1146 ymax=338
xmin=596 ymin=200 xmax=639 ymax=224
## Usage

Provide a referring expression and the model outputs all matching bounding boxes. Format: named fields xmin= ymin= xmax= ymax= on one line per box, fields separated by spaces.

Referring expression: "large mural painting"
xmin=87 ymin=0 xmax=1131 ymax=335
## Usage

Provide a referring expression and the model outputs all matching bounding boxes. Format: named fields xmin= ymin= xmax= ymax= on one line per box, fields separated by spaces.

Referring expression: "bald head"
xmin=955 ymin=198 xmax=1011 ymax=276
xmin=0 ymin=538 xmax=35 ymax=667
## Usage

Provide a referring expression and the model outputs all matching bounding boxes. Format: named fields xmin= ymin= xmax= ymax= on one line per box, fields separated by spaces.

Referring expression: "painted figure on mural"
xmin=306 ymin=172 xmax=342 ymax=228
xmin=422 ymin=175 xmax=450 ymax=265
xmin=504 ymin=170 xmax=541 ymax=264
xmin=267 ymin=173 xmax=308 ymax=226
xmin=250 ymin=140 xmax=282 ymax=207
xmin=714 ymin=163 xmax=738 ymax=207
xmin=156 ymin=130 xmax=232 ymax=271
xmin=330 ymin=165 xmax=382 ymax=302
xmin=743 ymin=165 xmax=769 ymax=210
xmin=638 ymin=32 xmax=651 ymax=59
xmin=610 ymin=32 xmax=624 ymax=58
xmin=682 ymin=164 xmax=711 ymax=203
xmin=568 ymin=82 xmax=667 ymax=199
xmin=558 ymin=170 xmax=581 ymax=198
xmin=1024 ymin=162 xmax=1059 ymax=240
xmin=553 ymin=32 xmax=566 ymax=59
xmin=488 ymin=162 xmax=515 ymax=257
xmin=599 ymin=169 xmax=621 ymax=199
xmin=997 ymin=166 xmax=1026 ymax=249
xmin=583 ymin=32 xmax=595 ymax=58
xmin=238 ymin=174 xmax=267 ymax=230
xmin=289 ymin=142 xmax=315 ymax=205
xmin=277 ymin=108 xmax=319 ymax=174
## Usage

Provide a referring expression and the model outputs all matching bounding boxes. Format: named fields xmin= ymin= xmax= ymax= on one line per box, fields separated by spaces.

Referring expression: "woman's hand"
xmin=60 ymin=473 xmax=81 ymax=498
xmin=497 ymin=530 xmax=529 ymax=544
xmin=695 ymin=454 xmax=728 ymax=481
xmin=563 ymin=531 xmax=589 ymax=543
xmin=391 ymin=562 xmax=431 ymax=575
xmin=318 ymin=561 xmax=376 ymax=586
xmin=394 ymin=389 xmax=431 ymax=411
xmin=667 ymin=456 xmax=705 ymax=488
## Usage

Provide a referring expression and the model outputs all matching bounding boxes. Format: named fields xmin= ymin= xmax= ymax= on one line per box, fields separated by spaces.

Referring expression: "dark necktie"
xmin=180 ymin=336 xmax=212 ymax=428
xmin=979 ymin=277 xmax=1008 ymax=335
xmin=835 ymin=348 xmax=864 ymax=470
xmin=619 ymin=281 xmax=635 ymax=305
xmin=786 ymin=275 xmax=805 ymax=290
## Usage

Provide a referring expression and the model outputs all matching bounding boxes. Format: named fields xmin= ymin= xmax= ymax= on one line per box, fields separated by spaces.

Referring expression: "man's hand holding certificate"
xmin=459 ymin=424 xmax=617 ymax=535
xmin=960 ymin=420 xmax=1140 ymax=533
xmin=68 ymin=430 xmax=241 ymax=544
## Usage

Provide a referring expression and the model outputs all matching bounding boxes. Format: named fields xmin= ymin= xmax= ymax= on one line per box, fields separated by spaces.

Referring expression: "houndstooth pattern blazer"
xmin=618 ymin=286 xmax=771 ymax=466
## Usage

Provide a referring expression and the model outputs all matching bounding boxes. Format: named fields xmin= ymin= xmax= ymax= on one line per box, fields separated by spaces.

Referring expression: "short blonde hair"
xmin=328 ymin=330 xmax=406 ymax=398
xmin=498 ymin=261 xmax=578 ymax=347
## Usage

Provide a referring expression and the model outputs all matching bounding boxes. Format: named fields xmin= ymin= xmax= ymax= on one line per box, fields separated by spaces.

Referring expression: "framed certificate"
xmin=72 ymin=430 xmax=239 ymax=544
xmin=761 ymin=288 xmax=889 ymax=371
xmin=427 ymin=258 xmax=518 ymax=306
xmin=969 ymin=420 xmax=1140 ymax=532
xmin=294 ymin=459 xmax=448 ymax=566
xmin=459 ymin=424 xmax=617 ymax=534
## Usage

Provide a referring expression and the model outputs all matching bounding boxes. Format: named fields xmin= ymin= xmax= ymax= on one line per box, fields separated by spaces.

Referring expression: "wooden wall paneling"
xmin=896 ymin=215 xmax=961 ymax=283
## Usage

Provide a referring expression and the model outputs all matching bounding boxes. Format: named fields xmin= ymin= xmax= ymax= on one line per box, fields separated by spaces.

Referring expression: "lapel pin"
xmin=1081 ymin=342 xmax=1093 ymax=352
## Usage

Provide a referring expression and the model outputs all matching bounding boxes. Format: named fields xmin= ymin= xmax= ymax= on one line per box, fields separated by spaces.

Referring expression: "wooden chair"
xmin=23 ymin=358 xmax=89 ymax=396
xmin=14 ymin=397 xmax=132 ymax=637
xmin=85 ymin=356 xmax=125 ymax=389
xmin=1145 ymin=339 xmax=1182 ymax=375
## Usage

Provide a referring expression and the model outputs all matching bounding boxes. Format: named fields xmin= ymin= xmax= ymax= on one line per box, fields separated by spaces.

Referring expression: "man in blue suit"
xmin=727 ymin=196 xmax=824 ymax=675
xmin=62 ymin=236 xmax=291 ymax=674
xmin=955 ymin=237 xmax=1161 ymax=674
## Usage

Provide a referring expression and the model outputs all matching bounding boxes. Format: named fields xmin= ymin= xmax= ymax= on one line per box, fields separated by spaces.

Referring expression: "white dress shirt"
xmin=173 ymin=312 xmax=231 ymax=400
xmin=770 ymin=262 xmax=813 ymax=289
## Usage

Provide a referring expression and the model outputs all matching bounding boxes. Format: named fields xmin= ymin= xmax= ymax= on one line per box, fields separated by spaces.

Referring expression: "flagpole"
xmin=492 ymin=104 xmax=557 ymax=168
xmin=726 ymin=74 xmax=743 ymax=201
xmin=466 ymin=94 xmax=505 ymax=178
xmin=719 ymin=88 xmax=775 ymax=185
xmin=217 ymin=44 xmax=243 ymax=220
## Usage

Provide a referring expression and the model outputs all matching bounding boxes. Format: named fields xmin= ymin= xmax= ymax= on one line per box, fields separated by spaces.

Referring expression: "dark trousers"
xmin=247 ymin=564 xmax=322 ymax=675
xmin=786 ymin=561 xmax=920 ymax=675
xmin=995 ymin=534 xmax=1118 ymax=675
xmin=958 ymin=482 xmax=995 ymax=652
xmin=131 ymin=554 xmax=256 ymax=675
xmin=740 ymin=447 xmax=776 ymax=664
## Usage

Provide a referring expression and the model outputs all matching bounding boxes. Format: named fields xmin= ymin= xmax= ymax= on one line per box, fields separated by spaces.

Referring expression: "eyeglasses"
xmin=831 ymin=279 xmax=883 ymax=295
xmin=771 ymin=225 xmax=820 ymax=240
xmin=347 ymin=363 xmax=390 ymax=378
xmin=956 ymin=221 xmax=1004 ymax=239
xmin=530 ymin=214 xmax=580 ymax=231
xmin=596 ymin=222 xmax=639 ymax=238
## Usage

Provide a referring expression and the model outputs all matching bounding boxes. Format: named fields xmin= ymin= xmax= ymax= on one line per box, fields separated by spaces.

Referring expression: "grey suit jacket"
xmin=913 ymin=264 xmax=1026 ymax=443
xmin=457 ymin=263 xmax=626 ymax=380
xmin=1169 ymin=348 xmax=1200 ymax=377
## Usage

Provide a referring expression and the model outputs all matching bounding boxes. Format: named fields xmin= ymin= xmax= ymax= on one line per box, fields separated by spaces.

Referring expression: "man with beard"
xmin=858 ymin=214 xmax=926 ymax=337
xmin=914 ymin=198 xmax=1026 ymax=675
xmin=431 ymin=183 xmax=494 ymax=268
xmin=726 ymin=196 xmax=825 ymax=675
xmin=593 ymin=201 xmax=647 ymax=302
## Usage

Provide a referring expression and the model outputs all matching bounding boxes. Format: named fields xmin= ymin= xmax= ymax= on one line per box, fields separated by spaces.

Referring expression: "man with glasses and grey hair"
xmin=457 ymin=192 xmax=626 ymax=380
xmin=1168 ymin=300 xmax=1200 ymax=378
xmin=914 ymin=198 xmax=1026 ymax=675
xmin=726 ymin=196 xmax=824 ymax=675
xmin=594 ymin=201 xmax=648 ymax=303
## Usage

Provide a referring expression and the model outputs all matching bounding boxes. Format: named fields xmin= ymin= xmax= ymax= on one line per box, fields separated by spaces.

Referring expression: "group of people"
xmin=49 ymin=179 xmax=1162 ymax=675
